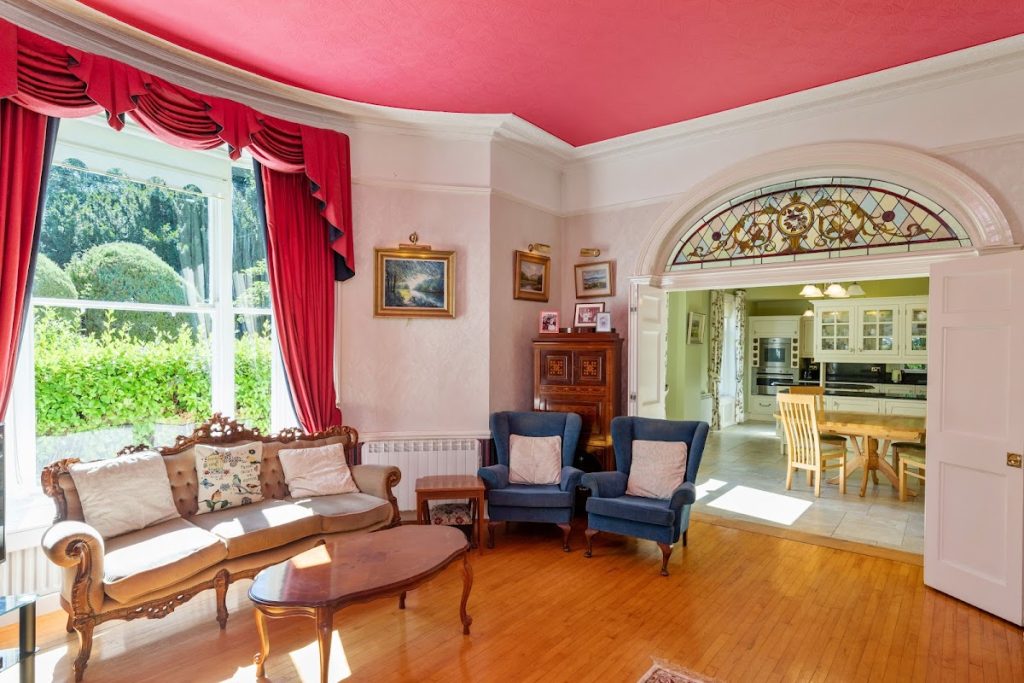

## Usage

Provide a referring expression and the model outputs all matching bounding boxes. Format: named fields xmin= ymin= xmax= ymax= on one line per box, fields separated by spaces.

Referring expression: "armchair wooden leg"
xmin=71 ymin=617 xmax=95 ymax=682
xmin=65 ymin=611 xmax=74 ymax=634
xmin=657 ymin=543 xmax=673 ymax=576
xmin=487 ymin=520 xmax=499 ymax=549
xmin=557 ymin=523 xmax=571 ymax=552
xmin=682 ymin=530 xmax=688 ymax=547
xmin=214 ymin=569 xmax=230 ymax=629
xmin=584 ymin=528 xmax=598 ymax=557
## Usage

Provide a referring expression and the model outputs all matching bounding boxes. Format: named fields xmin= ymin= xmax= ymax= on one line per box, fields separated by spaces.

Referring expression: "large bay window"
xmin=4 ymin=115 xmax=296 ymax=535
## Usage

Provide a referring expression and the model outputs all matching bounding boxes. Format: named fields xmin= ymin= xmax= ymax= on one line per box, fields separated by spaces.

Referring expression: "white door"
xmin=632 ymin=284 xmax=667 ymax=418
xmin=925 ymin=250 xmax=1024 ymax=625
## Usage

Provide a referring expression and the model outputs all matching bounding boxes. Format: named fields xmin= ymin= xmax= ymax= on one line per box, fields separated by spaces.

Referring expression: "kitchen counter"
xmin=825 ymin=390 xmax=926 ymax=401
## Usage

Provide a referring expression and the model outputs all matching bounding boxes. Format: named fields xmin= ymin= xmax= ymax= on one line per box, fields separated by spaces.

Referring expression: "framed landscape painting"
xmin=374 ymin=247 xmax=455 ymax=318
xmin=513 ymin=250 xmax=550 ymax=302
xmin=574 ymin=260 xmax=615 ymax=298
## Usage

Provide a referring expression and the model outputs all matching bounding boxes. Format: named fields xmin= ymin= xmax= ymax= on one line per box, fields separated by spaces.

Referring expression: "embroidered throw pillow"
xmin=69 ymin=451 xmax=181 ymax=538
xmin=625 ymin=440 xmax=689 ymax=499
xmin=279 ymin=443 xmax=359 ymax=498
xmin=194 ymin=442 xmax=264 ymax=514
xmin=508 ymin=434 xmax=562 ymax=485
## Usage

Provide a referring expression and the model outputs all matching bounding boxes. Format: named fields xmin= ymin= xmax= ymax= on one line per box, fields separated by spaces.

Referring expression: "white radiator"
xmin=361 ymin=438 xmax=482 ymax=511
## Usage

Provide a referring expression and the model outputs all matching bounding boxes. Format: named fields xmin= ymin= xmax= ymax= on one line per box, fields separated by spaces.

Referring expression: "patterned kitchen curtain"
xmin=708 ymin=290 xmax=725 ymax=431
xmin=734 ymin=290 xmax=747 ymax=424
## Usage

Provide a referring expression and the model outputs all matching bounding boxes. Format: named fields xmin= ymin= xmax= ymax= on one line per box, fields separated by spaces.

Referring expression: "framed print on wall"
xmin=574 ymin=301 xmax=605 ymax=328
xmin=513 ymin=250 xmax=550 ymax=302
xmin=574 ymin=260 xmax=615 ymax=298
xmin=687 ymin=311 xmax=706 ymax=344
xmin=374 ymin=247 xmax=455 ymax=318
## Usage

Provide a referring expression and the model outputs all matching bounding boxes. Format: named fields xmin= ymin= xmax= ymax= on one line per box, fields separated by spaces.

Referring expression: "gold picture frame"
xmin=513 ymin=250 xmax=550 ymax=302
xmin=374 ymin=246 xmax=455 ymax=318
xmin=574 ymin=260 xmax=615 ymax=298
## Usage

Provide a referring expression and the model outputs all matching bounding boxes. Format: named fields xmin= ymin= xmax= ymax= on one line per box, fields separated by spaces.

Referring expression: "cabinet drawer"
xmin=538 ymin=350 xmax=573 ymax=385
xmin=537 ymin=397 xmax=607 ymax=440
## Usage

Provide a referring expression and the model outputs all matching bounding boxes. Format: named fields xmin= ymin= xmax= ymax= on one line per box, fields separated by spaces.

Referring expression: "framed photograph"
xmin=687 ymin=311 xmax=706 ymax=344
xmin=574 ymin=301 xmax=606 ymax=328
xmin=374 ymin=247 xmax=455 ymax=318
xmin=539 ymin=311 xmax=560 ymax=334
xmin=513 ymin=250 xmax=550 ymax=302
xmin=595 ymin=312 xmax=612 ymax=332
xmin=574 ymin=260 xmax=615 ymax=298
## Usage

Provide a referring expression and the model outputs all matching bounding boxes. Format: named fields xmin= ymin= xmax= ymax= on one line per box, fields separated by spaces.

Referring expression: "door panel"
xmin=635 ymin=285 xmax=667 ymax=418
xmin=925 ymin=251 xmax=1024 ymax=626
xmin=539 ymin=350 xmax=573 ymax=386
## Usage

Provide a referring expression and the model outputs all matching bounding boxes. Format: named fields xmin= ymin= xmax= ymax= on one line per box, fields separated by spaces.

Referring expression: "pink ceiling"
xmin=77 ymin=1 xmax=1024 ymax=146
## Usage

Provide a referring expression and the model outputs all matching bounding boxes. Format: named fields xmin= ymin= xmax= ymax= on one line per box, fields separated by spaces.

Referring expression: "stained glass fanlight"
xmin=666 ymin=177 xmax=972 ymax=271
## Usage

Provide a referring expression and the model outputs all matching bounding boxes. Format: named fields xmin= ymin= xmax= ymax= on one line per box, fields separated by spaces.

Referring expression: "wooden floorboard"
xmin=1 ymin=519 xmax=1021 ymax=682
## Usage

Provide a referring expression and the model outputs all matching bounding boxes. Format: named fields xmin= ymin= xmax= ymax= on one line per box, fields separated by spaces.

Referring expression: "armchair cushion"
xmin=478 ymin=464 xmax=509 ymax=490
xmin=508 ymin=435 xmax=562 ymax=485
xmin=625 ymin=440 xmax=688 ymax=499
xmin=586 ymin=495 xmax=675 ymax=527
xmin=581 ymin=471 xmax=628 ymax=499
xmin=487 ymin=484 xmax=573 ymax=509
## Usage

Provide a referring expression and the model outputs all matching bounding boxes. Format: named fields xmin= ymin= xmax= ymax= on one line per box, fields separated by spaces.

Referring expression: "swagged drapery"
xmin=0 ymin=21 xmax=354 ymax=432
xmin=733 ymin=289 xmax=747 ymax=424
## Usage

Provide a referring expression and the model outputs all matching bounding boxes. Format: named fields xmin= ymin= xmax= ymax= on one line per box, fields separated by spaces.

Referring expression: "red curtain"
xmin=0 ymin=20 xmax=353 ymax=429
xmin=0 ymin=100 xmax=55 ymax=418
xmin=259 ymin=166 xmax=342 ymax=432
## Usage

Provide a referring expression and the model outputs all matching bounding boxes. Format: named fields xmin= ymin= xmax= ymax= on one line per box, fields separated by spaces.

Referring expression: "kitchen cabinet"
xmin=812 ymin=296 xmax=927 ymax=363
xmin=748 ymin=394 xmax=777 ymax=419
xmin=882 ymin=398 xmax=928 ymax=418
xmin=825 ymin=395 xmax=881 ymax=414
xmin=799 ymin=316 xmax=814 ymax=359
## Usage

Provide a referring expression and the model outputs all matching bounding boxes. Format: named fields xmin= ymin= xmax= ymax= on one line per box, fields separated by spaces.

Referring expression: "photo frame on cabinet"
xmin=374 ymin=247 xmax=455 ymax=318
xmin=539 ymin=311 xmax=560 ymax=334
xmin=574 ymin=301 xmax=605 ymax=328
xmin=514 ymin=250 xmax=550 ymax=302
xmin=595 ymin=312 xmax=612 ymax=332
xmin=687 ymin=311 xmax=706 ymax=344
xmin=574 ymin=260 xmax=615 ymax=298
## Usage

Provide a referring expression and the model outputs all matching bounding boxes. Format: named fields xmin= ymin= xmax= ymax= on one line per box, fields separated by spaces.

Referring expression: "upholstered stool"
xmin=428 ymin=502 xmax=476 ymax=546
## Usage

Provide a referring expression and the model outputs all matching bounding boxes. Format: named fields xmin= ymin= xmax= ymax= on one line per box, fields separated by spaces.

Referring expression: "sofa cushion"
xmin=279 ymin=443 xmax=359 ymax=498
xmin=69 ymin=451 xmax=181 ymax=539
xmin=195 ymin=442 xmax=264 ymax=514
xmin=625 ymin=439 xmax=688 ymax=499
xmin=586 ymin=495 xmax=675 ymax=527
xmin=508 ymin=435 xmax=562 ymax=485
xmin=188 ymin=499 xmax=320 ymax=559
xmin=290 ymin=493 xmax=392 ymax=534
xmin=487 ymin=484 xmax=572 ymax=509
xmin=103 ymin=517 xmax=228 ymax=603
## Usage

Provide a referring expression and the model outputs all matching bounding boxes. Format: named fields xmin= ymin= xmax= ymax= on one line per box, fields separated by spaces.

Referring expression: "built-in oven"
xmin=754 ymin=373 xmax=799 ymax=395
xmin=752 ymin=336 xmax=798 ymax=374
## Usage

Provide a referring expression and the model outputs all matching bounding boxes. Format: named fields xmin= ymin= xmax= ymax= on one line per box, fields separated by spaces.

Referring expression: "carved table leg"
xmin=459 ymin=552 xmax=473 ymax=635
xmin=584 ymin=528 xmax=598 ymax=557
xmin=253 ymin=608 xmax=270 ymax=678
xmin=399 ymin=591 xmax=407 ymax=610
xmin=71 ymin=618 xmax=95 ymax=682
xmin=315 ymin=607 xmax=334 ymax=683
xmin=487 ymin=520 xmax=499 ymax=549
xmin=557 ymin=523 xmax=571 ymax=552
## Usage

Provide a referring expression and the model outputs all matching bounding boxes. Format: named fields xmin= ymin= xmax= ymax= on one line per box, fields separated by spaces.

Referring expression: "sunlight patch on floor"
xmin=706 ymin=485 xmax=813 ymax=525
xmin=286 ymin=630 xmax=351 ymax=681
xmin=695 ymin=478 xmax=729 ymax=501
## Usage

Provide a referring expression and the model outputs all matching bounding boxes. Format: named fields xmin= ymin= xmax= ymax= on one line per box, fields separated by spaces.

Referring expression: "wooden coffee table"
xmin=249 ymin=525 xmax=472 ymax=683
xmin=415 ymin=474 xmax=485 ymax=551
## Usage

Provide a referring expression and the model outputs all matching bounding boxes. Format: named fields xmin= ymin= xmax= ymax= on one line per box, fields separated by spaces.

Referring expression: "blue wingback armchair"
xmin=478 ymin=411 xmax=583 ymax=551
xmin=581 ymin=416 xmax=709 ymax=575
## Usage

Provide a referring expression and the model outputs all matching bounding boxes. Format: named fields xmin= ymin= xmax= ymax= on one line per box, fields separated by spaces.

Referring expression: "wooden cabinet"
xmin=882 ymin=399 xmax=928 ymax=418
xmin=812 ymin=296 xmax=927 ymax=363
xmin=903 ymin=302 xmax=929 ymax=360
xmin=533 ymin=332 xmax=623 ymax=471
xmin=814 ymin=304 xmax=856 ymax=356
xmin=799 ymin=316 xmax=815 ymax=359
xmin=825 ymin=395 xmax=882 ymax=414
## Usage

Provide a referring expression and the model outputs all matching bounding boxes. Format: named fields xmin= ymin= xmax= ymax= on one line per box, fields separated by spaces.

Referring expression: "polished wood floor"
xmin=2 ymin=520 xmax=1021 ymax=682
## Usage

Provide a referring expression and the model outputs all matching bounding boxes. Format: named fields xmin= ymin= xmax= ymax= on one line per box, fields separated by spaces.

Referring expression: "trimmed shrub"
xmin=67 ymin=242 xmax=189 ymax=340
xmin=33 ymin=254 xmax=81 ymax=325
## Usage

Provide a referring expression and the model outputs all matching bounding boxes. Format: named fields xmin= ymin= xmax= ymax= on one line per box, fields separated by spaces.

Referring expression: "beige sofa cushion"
xmin=104 ymin=517 xmax=228 ymax=604
xmin=290 ymin=493 xmax=393 ymax=534
xmin=279 ymin=443 xmax=359 ymax=497
xmin=187 ymin=499 xmax=320 ymax=559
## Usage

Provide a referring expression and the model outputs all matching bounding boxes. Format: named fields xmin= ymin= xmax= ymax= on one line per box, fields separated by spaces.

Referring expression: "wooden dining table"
xmin=818 ymin=411 xmax=926 ymax=497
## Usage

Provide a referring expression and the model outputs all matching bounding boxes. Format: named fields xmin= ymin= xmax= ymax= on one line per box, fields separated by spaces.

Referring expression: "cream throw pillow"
xmin=625 ymin=440 xmax=689 ymax=499
xmin=508 ymin=434 xmax=562 ymax=485
xmin=279 ymin=443 xmax=359 ymax=497
xmin=69 ymin=451 xmax=180 ymax=539
xmin=194 ymin=442 xmax=264 ymax=514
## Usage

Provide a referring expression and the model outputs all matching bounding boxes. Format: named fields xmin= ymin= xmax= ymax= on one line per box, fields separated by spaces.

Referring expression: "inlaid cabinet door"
xmin=538 ymin=350 xmax=573 ymax=385
xmin=573 ymin=351 xmax=606 ymax=386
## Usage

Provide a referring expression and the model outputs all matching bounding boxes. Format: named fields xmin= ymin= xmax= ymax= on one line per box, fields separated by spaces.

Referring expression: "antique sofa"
xmin=40 ymin=414 xmax=401 ymax=681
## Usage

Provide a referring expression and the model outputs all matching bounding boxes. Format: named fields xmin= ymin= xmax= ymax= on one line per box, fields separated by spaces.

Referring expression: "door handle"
xmin=1008 ymin=453 xmax=1023 ymax=468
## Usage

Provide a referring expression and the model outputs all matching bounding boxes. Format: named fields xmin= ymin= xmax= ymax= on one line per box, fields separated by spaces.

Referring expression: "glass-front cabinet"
xmin=903 ymin=302 xmax=928 ymax=359
xmin=857 ymin=304 xmax=900 ymax=357
xmin=815 ymin=305 xmax=855 ymax=355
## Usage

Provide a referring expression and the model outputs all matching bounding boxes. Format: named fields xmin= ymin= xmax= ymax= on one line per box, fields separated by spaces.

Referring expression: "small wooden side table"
xmin=415 ymin=475 xmax=485 ymax=551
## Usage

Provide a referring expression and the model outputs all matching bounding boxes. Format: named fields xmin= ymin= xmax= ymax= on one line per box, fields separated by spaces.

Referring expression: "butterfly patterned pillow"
xmin=194 ymin=442 xmax=264 ymax=514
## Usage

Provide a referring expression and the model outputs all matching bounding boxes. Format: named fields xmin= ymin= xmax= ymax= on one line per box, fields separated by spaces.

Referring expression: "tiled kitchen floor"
xmin=694 ymin=421 xmax=924 ymax=554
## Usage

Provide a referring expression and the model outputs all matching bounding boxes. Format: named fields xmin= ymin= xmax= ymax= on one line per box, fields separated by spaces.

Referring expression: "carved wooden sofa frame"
xmin=40 ymin=414 xmax=401 ymax=681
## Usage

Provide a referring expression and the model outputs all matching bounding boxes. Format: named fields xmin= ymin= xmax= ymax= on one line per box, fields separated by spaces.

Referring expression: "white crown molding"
xmin=633 ymin=142 xmax=1015 ymax=277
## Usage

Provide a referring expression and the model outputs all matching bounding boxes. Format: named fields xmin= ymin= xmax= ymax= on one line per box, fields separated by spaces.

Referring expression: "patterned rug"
xmin=636 ymin=661 xmax=721 ymax=683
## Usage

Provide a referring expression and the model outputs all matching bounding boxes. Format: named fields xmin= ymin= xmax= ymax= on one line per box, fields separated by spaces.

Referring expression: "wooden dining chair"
xmin=777 ymin=393 xmax=847 ymax=497
xmin=894 ymin=441 xmax=926 ymax=501
xmin=780 ymin=386 xmax=848 ymax=480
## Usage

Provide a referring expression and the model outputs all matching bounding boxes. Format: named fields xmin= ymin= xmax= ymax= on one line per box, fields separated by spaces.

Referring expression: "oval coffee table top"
xmin=249 ymin=525 xmax=468 ymax=608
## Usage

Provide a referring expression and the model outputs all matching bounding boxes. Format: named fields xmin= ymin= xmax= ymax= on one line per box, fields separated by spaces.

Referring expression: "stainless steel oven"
xmin=753 ymin=336 xmax=796 ymax=374
xmin=754 ymin=373 xmax=799 ymax=395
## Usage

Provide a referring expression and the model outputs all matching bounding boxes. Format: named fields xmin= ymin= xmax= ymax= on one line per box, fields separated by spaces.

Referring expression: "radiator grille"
xmin=361 ymin=438 xmax=481 ymax=511
xmin=1 ymin=545 xmax=62 ymax=597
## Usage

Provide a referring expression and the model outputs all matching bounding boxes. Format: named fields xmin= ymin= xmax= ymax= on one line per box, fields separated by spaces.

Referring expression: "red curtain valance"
xmin=0 ymin=21 xmax=354 ymax=279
